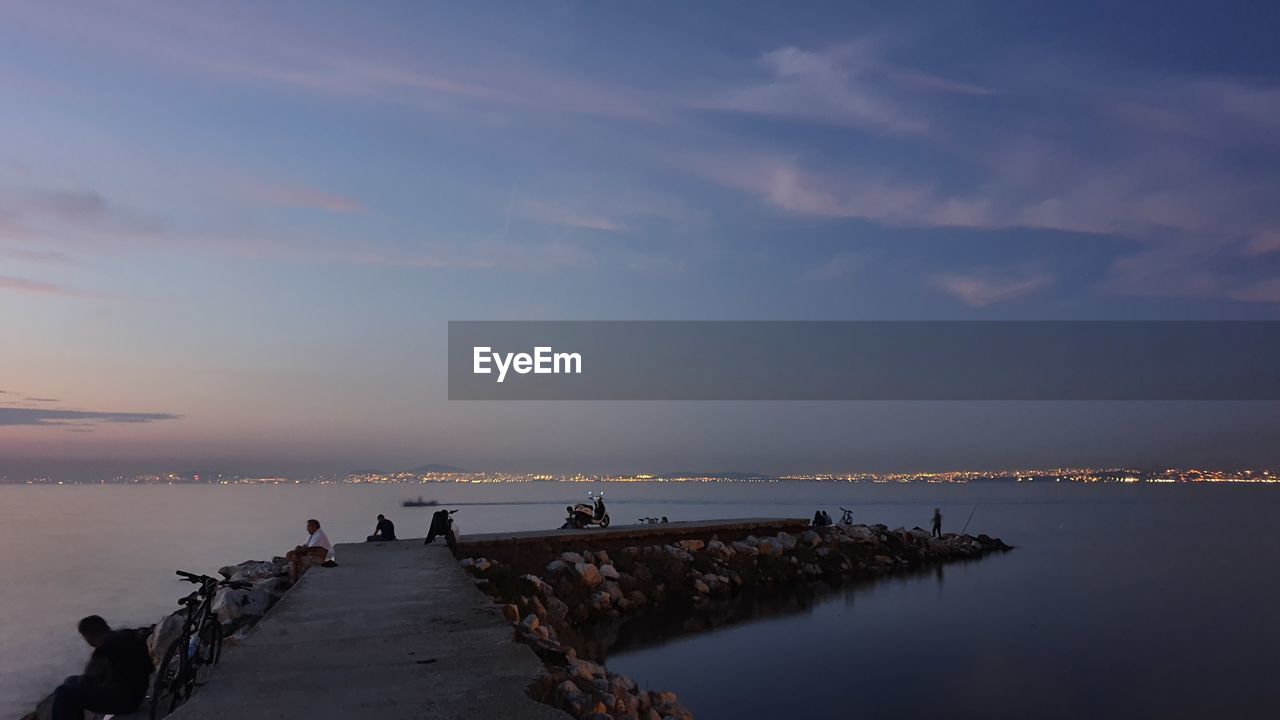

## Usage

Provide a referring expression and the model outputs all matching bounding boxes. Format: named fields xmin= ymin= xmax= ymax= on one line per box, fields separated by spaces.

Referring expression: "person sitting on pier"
xmin=366 ymin=513 xmax=397 ymax=542
xmin=931 ymin=508 xmax=943 ymax=538
xmin=287 ymin=518 xmax=333 ymax=581
xmin=50 ymin=615 xmax=153 ymax=720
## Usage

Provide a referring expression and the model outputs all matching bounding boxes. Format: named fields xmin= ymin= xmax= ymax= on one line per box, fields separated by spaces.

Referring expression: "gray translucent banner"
xmin=448 ymin=321 xmax=1280 ymax=400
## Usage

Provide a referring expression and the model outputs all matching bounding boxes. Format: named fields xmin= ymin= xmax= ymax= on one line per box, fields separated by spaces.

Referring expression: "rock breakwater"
xmin=460 ymin=523 xmax=1011 ymax=720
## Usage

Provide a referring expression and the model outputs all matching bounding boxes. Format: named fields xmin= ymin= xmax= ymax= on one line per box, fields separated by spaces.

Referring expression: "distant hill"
xmin=408 ymin=464 xmax=466 ymax=474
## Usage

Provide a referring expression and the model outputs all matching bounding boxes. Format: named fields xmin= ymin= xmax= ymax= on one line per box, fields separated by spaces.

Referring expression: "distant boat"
xmin=402 ymin=497 xmax=439 ymax=507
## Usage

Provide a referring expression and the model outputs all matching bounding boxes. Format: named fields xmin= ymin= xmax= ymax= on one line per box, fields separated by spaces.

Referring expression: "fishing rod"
xmin=960 ymin=503 xmax=979 ymax=535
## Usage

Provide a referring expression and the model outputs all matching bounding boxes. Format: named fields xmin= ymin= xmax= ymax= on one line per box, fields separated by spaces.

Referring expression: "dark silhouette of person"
xmin=931 ymin=508 xmax=943 ymax=538
xmin=52 ymin=615 xmax=153 ymax=720
xmin=367 ymin=513 xmax=397 ymax=541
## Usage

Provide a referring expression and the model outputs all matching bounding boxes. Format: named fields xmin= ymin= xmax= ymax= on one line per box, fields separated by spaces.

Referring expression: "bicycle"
xmin=150 ymin=570 xmax=249 ymax=719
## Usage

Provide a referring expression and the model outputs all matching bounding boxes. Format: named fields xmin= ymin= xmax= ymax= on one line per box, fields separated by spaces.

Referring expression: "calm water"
xmin=2 ymin=482 xmax=1277 ymax=719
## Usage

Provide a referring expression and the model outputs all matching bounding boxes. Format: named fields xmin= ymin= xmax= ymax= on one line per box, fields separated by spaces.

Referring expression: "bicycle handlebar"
xmin=177 ymin=570 xmax=252 ymax=591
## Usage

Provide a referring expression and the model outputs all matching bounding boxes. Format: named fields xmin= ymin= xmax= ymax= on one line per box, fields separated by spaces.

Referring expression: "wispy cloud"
xmin=700 ymin=45 xmax=928 ymax=133
xmin=518 ymin=200 xmax=625 ymax=232
xmin=932 ymin=270 xmax=1053 ymax=308
xmin=0 ymin=274 xmax=92 ymax=298
xmin=0 ymin=407 xmax=180 ymax=427
xmin=250 ymin=184 xmax=366 ymax=214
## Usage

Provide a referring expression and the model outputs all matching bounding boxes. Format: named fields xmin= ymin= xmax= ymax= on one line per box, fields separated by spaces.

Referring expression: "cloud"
xmin=518 ymin=200 xmax=625 ymax=232
xmin=24 ymin=397 xmax=59 ymax=402
xmin=251 ymin=185 xmax=366 ymax=214
xmin=699 ymin=45 xmax=928 ymax=133
xmin=2 ymin=3 xmax=667 ymax=123
xmin=804 ymin=253 xmax=862 ymax=283
xmin=0 ymin=275 xmax=93 ymax=298
xmin=1230 ymin=279 xmax=1280 ymax=304
xmin=1 ymin=247 xmax=77 ymax=263
xmin=933 ymin=271 xmax=1053 ymax=307
xmin=0 ymin=408 xmax=181 ymax=427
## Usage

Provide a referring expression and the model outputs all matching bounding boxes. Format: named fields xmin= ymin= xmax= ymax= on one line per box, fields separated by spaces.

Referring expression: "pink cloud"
xmin=519 ymin=200 xmax=625 ymax=232
xmin=932 ymin=271 xmax=1053 ymax=307
xmin=253 ymin=185 xmax=366 ymax=214
xmin=0 ymin=274 xmax=86 ymax=297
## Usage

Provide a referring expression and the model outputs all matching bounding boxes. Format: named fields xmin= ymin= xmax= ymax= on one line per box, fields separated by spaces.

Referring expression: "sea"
xmin=2 ymin=480 xmax=1277 ymax=719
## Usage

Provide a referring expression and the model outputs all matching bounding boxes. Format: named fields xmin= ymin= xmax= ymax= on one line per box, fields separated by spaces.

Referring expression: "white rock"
xmin=213 ymin=587 xmax=272 ymax=625
xmin=599 ymin=563 xmax=621 ymax=580
xmin=148 ymin=610 xmax=186 ymax=666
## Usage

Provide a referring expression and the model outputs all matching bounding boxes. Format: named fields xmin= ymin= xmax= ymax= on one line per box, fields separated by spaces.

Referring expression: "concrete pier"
xmin=169 ymin=541 xmax=568 ymax=720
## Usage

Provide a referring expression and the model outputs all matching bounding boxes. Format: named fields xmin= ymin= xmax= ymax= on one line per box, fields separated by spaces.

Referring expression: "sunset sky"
xmin=3 ymin=1 xmax=1280 ymax=477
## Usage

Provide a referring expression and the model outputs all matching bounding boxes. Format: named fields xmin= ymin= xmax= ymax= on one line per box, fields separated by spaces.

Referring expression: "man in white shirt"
xmin=287 ymin=518 xmax=333 ymax=582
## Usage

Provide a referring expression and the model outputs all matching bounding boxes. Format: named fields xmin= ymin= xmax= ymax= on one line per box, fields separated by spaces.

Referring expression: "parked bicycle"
xmin=150 ymin=570 xmax=249 ymax=719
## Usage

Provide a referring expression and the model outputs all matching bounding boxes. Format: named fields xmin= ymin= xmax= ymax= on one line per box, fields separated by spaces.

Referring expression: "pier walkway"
xmin=169 ymin=541 xmax=567 ymax=720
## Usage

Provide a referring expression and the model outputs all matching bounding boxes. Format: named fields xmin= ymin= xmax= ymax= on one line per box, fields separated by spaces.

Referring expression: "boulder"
xmin=213 ymin=587 xmax=272 ymax=626
xmin=775 ymin=532 xmax=798 ymax=550
xmin=676 ymin=539 xmax=705 ymax=552
xmin=519 ymin=573 xmax=554 ymax=597
xmin=706 ymin=539 xmax=735 ymax=559
xmin=598 ymin=564 xmax=621 ymax=581
xmin=800 ymin=530 xmax=823 ymax=547
xmin=757 ymin=538 xmax=784 ymax=556
xmin=589 ymin=590 xmax=613 ymax=610
xmin=148 ymin=610 xmax=186 ymax=665
xmin=220 ymin=560 xmax=279 ymax=583
xmin=560 ymin=551 xmax=585 ymax=565
xmin=574 ymin=562 xmax=604 ymax=588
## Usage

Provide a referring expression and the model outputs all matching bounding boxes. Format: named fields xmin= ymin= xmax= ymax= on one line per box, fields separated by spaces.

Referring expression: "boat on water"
xmin=402 ymin=497 xmax=439 ymax=507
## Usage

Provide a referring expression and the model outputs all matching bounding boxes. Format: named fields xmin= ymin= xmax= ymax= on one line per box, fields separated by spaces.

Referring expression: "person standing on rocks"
xmin=49 ymin=615 xmax=153 ymax=720
xmin=287 ymin=518 xmax=333 ymax=581
xmin=367 ymin=513 xmax=397 ymax=542
xmin=931 ymin=508 xmax=943 ymax=538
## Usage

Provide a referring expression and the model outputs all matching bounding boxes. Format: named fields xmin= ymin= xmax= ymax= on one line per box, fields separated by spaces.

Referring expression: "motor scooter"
xmin=424 ymin=508 xmax=458 ymax=549
xmin=561 ymin=492 xmax=610 ymax=529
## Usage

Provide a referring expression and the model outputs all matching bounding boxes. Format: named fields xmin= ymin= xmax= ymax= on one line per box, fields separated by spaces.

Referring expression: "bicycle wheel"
xmin=193 ymin=620 xmax=223 ymax=686
xmin=150 ymin=637 xmax=189 ymax=720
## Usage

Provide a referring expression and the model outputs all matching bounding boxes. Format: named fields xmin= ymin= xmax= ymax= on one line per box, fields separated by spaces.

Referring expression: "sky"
xmin=3 ymin=0 xmax=1280 ymax=478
